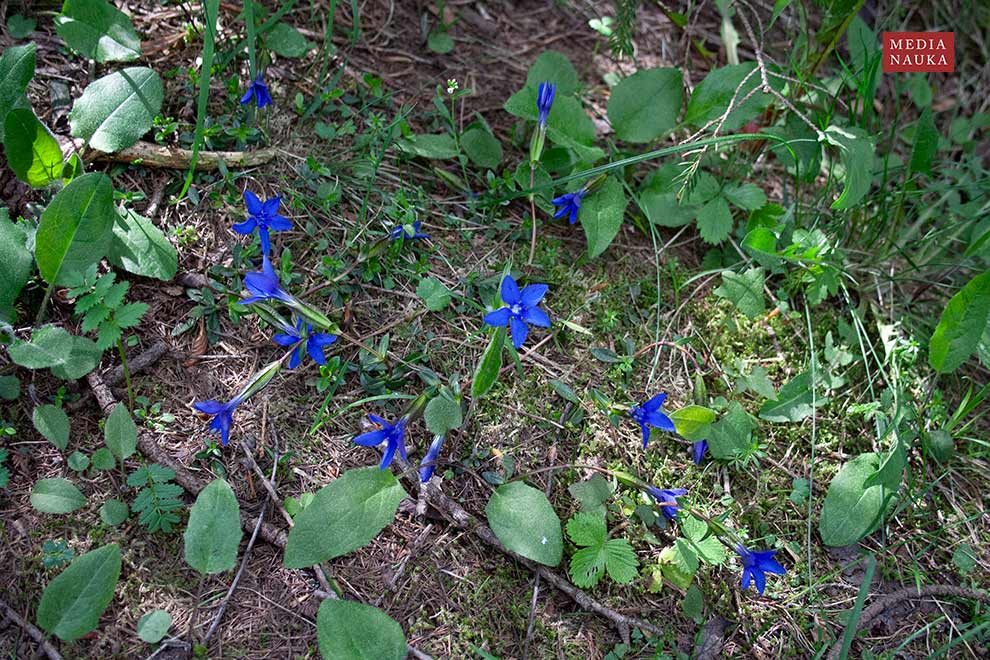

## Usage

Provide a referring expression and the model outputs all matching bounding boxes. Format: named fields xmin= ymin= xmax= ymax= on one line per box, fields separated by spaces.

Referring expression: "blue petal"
xmin=553 ymin=205 xmax=570 ymax=219
xmin=273 ymin=332 xmax=300 ymax=346
xmin=642 ymin=392 xmax=667 ymax=412
xmin=500 ymin=276 xmax=521 ymax=305
xmin=239 ymin=87 xmax=254 ymax=105
xmin=522 ymin=306 xmax=551 ymax=328
xmin=483 ymin=307 xmax=511 ymax=327
xmin=509 ymin=317 xmax=529 ymax=349
xmin=640 ymin=423 xmax=651 ymax=448
xmin=232 ymin=217 xmax=257 ymax=234
xmin=646 ymin=411 xmax=676 ymax=432
xmin=753 ymin=569 xmax=767 ymax=595
xmin=307 ymin=337 xmax=328 ymax=365
xmin=353 ymin=429 xmax=387 ymax=446
xmin=368 ymin=414 xmax=389 ymax=427
xmin=741 ymin=568 xmax=752 ymax=591
xmin=520 ymin=284 xmax=549 ymax=306
xmin=267 ymin=213 xmax=292 ymax=231
xmin=309 ymin=333 xmax=337 ymax=348
xmin=262 ymin=196 xmax=281 ymax=215
xmin=259 ymin=227 xmax=271 ymax=255
xmin=692 ymin=440 xmax=708 ymax=465
xmin=244 ymin=190 xmax=263 ymax=216
xmin=380 ymin=439 xmax=397 ymax=469
xmin=195 ymin=399 xmax=225 ymax=414
xmin=288 ymin=346 xmax=302 ymax=369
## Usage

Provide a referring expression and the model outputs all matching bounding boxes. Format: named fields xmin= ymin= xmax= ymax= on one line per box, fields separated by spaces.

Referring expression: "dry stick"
xmin=0 ymin=597 xmax=64 ymax=660
xmin=68 ymin=341 xmax=171 ymax=412
xmin=825 ymin=585 xmax=990 ymax=660
xmin=65 ymin=139 xmax=278 ymax=171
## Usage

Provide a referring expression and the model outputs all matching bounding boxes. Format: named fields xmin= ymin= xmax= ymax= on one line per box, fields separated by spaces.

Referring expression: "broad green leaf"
xmin=824 ymin=125 xmax=875 ymax=211
xmin=566 ymin=511 xmax=607 ymax=547
xmin=472 ymin=327 xmax=504 ymax=399
xmin=7 ymin=325 xmax=74 ymax=369
xmin=567 ymin=474 xmax=613 ymax=516
xmin=37 ymin=544 xmax=121 ymax=641
xmin=819 ymin=452 xmax=888 ymax=546
xmin=714 ymin=267 xmax=765 ymax=319
xmin=266 ymin=22 xmax=314 ymax=58
xmin=104 ymin=402 xmax=138 ymax=459
xmin=427 ymin=30 xmax=454 ymax=54
xmin=31 ymin=478 xmax=86 ymax=514
xmin=284 ymin=467 xmax=407 ymax=568
xmin=909 ymin=107 xmax=938 ymax=175
xmin=416 ymin=276 xmax=452 ymax=311
xmin=55 ymin=0 xmax=141 ymax=62
xmin=4 ymin=109 xmax=63 ymax=187
xmin=68 ymin=451 xmax=90 ymax=471
xmin=524 ymin=50 xmax=579 ymax=95
xmin=603 ymin=538 xmax=639 ymax=583
xmin=99 ymin=498 xmax=129 ymax=526
xmin=90 ymin=447 xmax=115 ymax=471
xmin=486 ymin=481 xmax=562 ymax=566
xmin=658 ymin=541 xmax=696 ymax=589
xmin=723 ymin=183 xmax=767 ymax=210
xmin=504 ymin=89 xmax=599 ymax=158
xmin=0 ymin=208 xmax=33 ymax=321
xmin=637 ymin=163 xmax=701 ymax=228
xmin=184 ymin=479 xmax=243 ymax=574
xmin=69 ymin=67 xmax=163 ymax=152
xmin=0 ymin=374 xmax=21 ymax=400
xmin=708 ymin=401 xmax=755 ymax=460
xmin=35 ymin=172 xmax=115 ymax=285
xmin=395 ymin=133 xmax=458 ymax=159
xmin=317 ymin=599 xmax=407 ymax=660
xmin=0 ymin=42 xmax=36 ymax=141
xmin=48 ymin=335 xmax=103 ymax=380
xmin=684 ymin=62 xmax=779 ymax=130
xmin=741 ymin=227 xmax=780 ymax=266
xmin=759 ymin=371 xmax=826 ymax=422
xmin=928 ymin=271 xmax=990 ymax=373
xmin=461 ymin=124 xmax=502 ymax=169
xmin=682 ymin=584 xmax=704 ymax=621
xmin=696 ymin=196 xmax=733 ymax=244
xmin=607 ymin=67 xmax=682 ymax=143
xmin=669 ymin=405 xmax=716 ymax=441
xmin=7 ymin=14 xmax=36 ymax=39
xmin=33 ymin=404 xmax=70 ymax=451
xmin=424 ymin=393 xmax=462 ymax=436
xmin=579 ymin=176 xmax=626 ymax=258
xmin=107 ymin=207 xmax=178 ymax=280
xmin=137 ymin=609 xmax=172 ymax=644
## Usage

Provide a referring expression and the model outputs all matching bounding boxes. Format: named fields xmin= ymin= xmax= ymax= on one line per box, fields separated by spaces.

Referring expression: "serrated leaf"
xmin=70 ymin=67 xmax=163 ymax=152
xmin=55 ymin=0 xmax=141 ymax=62
xmin=33 ymin=404 xmax=70 ymax=450
xmin=4 ymin=109 xmax=63 ymax=187
xmin=696 ymin=196 xmax=733 ymax=244
xmin=579 ymin=176 xmax=626 ymax=258
xmin=723 ymin=183 xmax=767 ymax=210
xmin=114 ymin=302 xmax=148 ymax=328
xmin=36 ymin=544 xmax=121 ymax=641
xmin=714 ymin=267 xmax=765 ymax=319
xmin=108 ymin=208 xmax=178 ymax=280
xmin=566 ymin=511 xmax=607 ymax=547
xmin=486 ymin=481 xmax=562 ymax=566
xmin=184 ymin=479 xmax=243 ymax=574
xmin=928 ymin=271 xmax=990 ymax=373
xmin=603 ymin=538 xmax=639 ymax=583
xmin=105 ymin=402 xmax=137 ymax=460
xmin=316 ymin=599 xmax=407 ymax=660
xmin=607 ymin=68 xmax=682 ymax=143
xmin=31 ymin=478 xmax=86 ymax=514
xmin=569 ymin=545 xmax=606 ymax=588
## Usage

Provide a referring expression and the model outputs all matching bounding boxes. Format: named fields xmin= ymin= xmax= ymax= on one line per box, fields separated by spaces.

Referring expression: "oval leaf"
xmin=471 ymin=327 xmax=504 ymax=399
xmin=55 ymin=0 xmax=141 ymax=62
xmin=31 ymin=478 xmax=86 ymax=514
xmin=69 ymin=67 xmax=163 ymax=152
xmin=607 ymin=68 xmax=683 ymax=143
xmin=33 ymin=404 xmax=70 ymax=450
xmin=928 ymin=271 xmax=990 ymax=373
xmin=184 ymin=479 xmax=243 ymax=574
xmin=104 ymin=401 xmax=138 ymax=460
xmin=485 ymin=481 xmax=563 ymax=566
xmin=137 ymin=609 xmax=172 ymax=644
xmin=668 ymin=405 xmax=716 ymax=442
xmin=579 ymin=176 xmax=626 ymax=258
xmin=4 ymin=109 xmax=63 ymax=187
xmin=107 ymin=207 xmax=178 ymax=280
xmin=36 ymin=543 xmax=121 ymax=641
xmin=0 ymin=42 xmax=36 ymax=142
xmin=819 ymin=453 xmax=888 ymax=547
xmin=316 ymin=599 xmax=407 ymax=660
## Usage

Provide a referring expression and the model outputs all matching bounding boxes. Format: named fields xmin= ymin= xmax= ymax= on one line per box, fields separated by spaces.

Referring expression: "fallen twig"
xmin=0 ymin=597 xmax=64 ymax=660
xmin=65 ymin=139 xmax=278 ymax=171
xmin=69 ymin=341 xmax=172 ymax=412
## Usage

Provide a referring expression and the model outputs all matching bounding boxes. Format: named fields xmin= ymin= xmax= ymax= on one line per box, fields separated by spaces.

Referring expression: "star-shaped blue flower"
xmin=419 ymin=434 xmax=445 ymax=482
xmin=736 ymin=545 xmax=787 ymax=595
xmin=692 ymin=440 xmax=708 ymax=465
xmin=389 ymin=220 xmax=430 ymax=241
xmin=536 ymin=80 xmax=556 ymax=126
xmin=194 ymin=397 xmax=244 ymax=446
xmin=482 ymin=275 xmax=551 ymax=350
xmin=240 ymin=74 xmax=273 ymax=108
xmin=273 ymin=319 xmax=338 ymax=369
xmin=646 ymin=486 xmax=687 ymax=521
xmin=630 ymin=392 xmax=676 ymax=448
xmin=352 ymin=414 xmax=409 ymax=470
xmin=239 ymin=256 xmax=295 ymax=306
xmin=234 ymin=191 xmax=291 ymax=255
xmin=551 ymin=190 xmax=587 ymax=225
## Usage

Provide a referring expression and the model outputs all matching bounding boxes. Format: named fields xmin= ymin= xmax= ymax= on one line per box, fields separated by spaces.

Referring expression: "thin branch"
xmin=0 ymin=598 xmax=63 ymax=660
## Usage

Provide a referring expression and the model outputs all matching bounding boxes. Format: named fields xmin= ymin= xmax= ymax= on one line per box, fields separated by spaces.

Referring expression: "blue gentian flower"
xmin=234 ymin=191 xmax=291 ymax=255
xmin=240 ymin=74 xmax=273 ymax=108
xmin=646 ymin=486 xmax=687 ymax=521
xmin=629 ymin=393 xmax=676 ymax=448
xmin=352 ymin=414 xmax=409 ymax=470
xmin=536 ymin=81 xmax=556 ymax=126
xmin=419 ymin=434 xmax=445 ymax=482
xmin=194 ymin=396 xmax=244 ymax=446
xmin=389 ymin=221 xmax=430 ymax=241
xmin=273 ymin=319 xmax=338 ymax=369
xmin=692 ymin=440 xmax=709 ymax=465
xmin=482 ymin=275 xmax=551 ymax=350
xmin=239 ymin=256 xmax=295 ymax=306
xmin=551 ymin=190 xmax=587 ymax=225
xmin=736 ymin=545 xmax=787 ymax=595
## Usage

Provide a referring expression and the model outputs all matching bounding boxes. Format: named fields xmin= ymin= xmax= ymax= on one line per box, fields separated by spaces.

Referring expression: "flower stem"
xmin=117 ymin=338 xmax=134 ymax=411
xmin=527 ymin=166 xmax=537 ymax=265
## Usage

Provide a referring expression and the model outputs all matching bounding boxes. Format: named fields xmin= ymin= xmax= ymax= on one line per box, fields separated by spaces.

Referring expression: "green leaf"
xmin=684 ymin=62 xmax=778 ymax=130
xmin=7 ymin=325 xmax=74 ymax=369
xmin=486 ymin=481 xmax=563 ymax=566
xmin=90 ymin=447 xmax=116 ymax=471
xmin=759 ymin=371 xmax=826 ymax=422
xmin=284 ymin=467 xmax=407 ymax=568
xmin=427 ymin=30 xmax=454 ymax=54
xmin=569 ymin=545 xmax=606 ymax=588
xmin=708 ymin=401 xmax=755 ymax=460
xmin=579 ymin=176 xmax=626 ymax=258
xmin=525 ymin=51 xmax=579 ymax=95
xmin=107 ymin=208 xmax=178 ymax=280
xmin=658 ymin=541 xmax=697 ymax=589
xmin=7 ymin=14 xmax=36 ymax=39
xmin=741 ymin=226 xmax=780 ymax=267
xmin=105 ymin=402 xmax=138 ymax=460
xmin=55 ymin=0 xmax=141 ymax=62
xmin=416 ymin=277 xmax=452 ymax=311
xmin=607 ymin=68 xmax=682 ymax=143
xmin=952 ymin=544 xmax=977 ymax=576
xmin=35 ymin=172 xmax=115 ymax=285
xmin=0 ymin=208 xmax=33 ymax=321
xmin=714 ymin=267 xmax=765 ymax=319
xmin=461 ymin=124 xmax=502 ymax=169
xmin=682 ymin=584 xmax=704 ymax=621
xmin=471 ymin=327 xmax=504 ymax=399
xmin=4 ymin=109 xmax=63 ymax=187
xmin=184 ymin=479 xmax=243 ymax=574
xmin=33 ymin=404 xmax=70 ymax=451
xmin=99 ymin=498 xmax=129 ymax=526
xmin=637 ymin=163 xmax=699 ymax=227
xmin=696 ymin=196 xmax=733 ymax=244
xmin=68 ymin=451 xmax=89 ymax=471
xmin=69 ymin=67 xmax=163 ymax=152
xmin=723 ymin=183 xmax=767 ymax=210
xmin=0 ymin=42 xmax=36 ymax=142
xmin=137 ymin=609 xmax=172 ymax=644
xmin=928 ymin=272 xmax=990 ymax=373
xmin=909 ymin=107 xmax=938 ymax=175
xmin=266 ymin=22 xmax=314 ymax=58
xmin=819 ymin=452 xmax=889 ymax=546
xmin=395 ymin=133 xmax=458 ymax=159
xmin=603 ymin=538 xmax=639 ymax=584
xmin=823 ymin=125 xmax=875 ymax=211
xmin=424 ymin=393 xmax=462 ymax=436
xmin=566 ymin=511 xmax=606 ymax=547
xmin=567 ymin=474 xmax=613 ymax=515
xmin=504 ymin=89 xmax=599 ymax=158
xmin=316 ymin=599 xmax=407 ymax=660
xmin=48 ymin=335 xmax=103 ymax=380
xmin=31 ymin=478 xmax=86 ymax=514
xmin=36 ymin=543 xmax=121 ymax=641
xmin=548 ymin=378 xmax=580 ymax=404
xmin=114 ymin=302 xmax=148 ymax=329
xmin=0 ymin=374 xmax=20 ymax=400
xmin=668 ymin=405 xmax=716 ymax=442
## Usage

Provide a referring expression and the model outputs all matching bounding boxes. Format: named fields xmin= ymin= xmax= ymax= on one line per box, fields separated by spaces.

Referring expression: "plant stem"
xmin=117 ymin=338 xmax=134 ymax=411
xmin=527 ymin=166 xmax=537 ymax=265
xmin=35 ymin=283 xmax=54 ymax=326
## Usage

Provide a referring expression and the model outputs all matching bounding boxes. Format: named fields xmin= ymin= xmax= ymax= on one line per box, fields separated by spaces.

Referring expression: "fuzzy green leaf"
xmin=36 ymin=544 xmax=121 ymax=641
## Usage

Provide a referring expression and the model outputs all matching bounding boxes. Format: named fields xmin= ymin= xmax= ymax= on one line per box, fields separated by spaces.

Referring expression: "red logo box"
xmin=883 ymin=32 xmax=954 ymax=72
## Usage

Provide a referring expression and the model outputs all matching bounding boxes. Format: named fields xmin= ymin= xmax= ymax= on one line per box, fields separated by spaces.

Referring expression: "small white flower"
xmin=446 ymin=79 xmax=458 ymax=94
